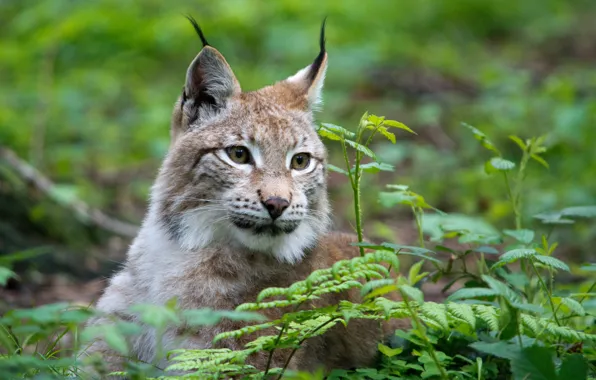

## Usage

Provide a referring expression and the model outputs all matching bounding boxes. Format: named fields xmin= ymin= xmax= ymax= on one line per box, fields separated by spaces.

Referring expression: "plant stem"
xmin=503 ymin=172 xmax=521 ymax=230
xmin=413 ymin=207 xmax=425 ymax=248
xmin=529 ymin=259 xmax=560 ymax=326
xmin=276 ymin=317 xmax=339 ymax=380
xmin=401 ymin=292 xmax=449 ymax=380
xmin=579 ymin=281 xmax=596 ymax=305
xmin=340 ymin=136 xmax=365 ymax=257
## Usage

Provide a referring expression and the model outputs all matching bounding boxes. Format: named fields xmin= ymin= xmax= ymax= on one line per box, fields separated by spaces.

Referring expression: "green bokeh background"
xmin=1 ymin=0 xmax=595 ymax=280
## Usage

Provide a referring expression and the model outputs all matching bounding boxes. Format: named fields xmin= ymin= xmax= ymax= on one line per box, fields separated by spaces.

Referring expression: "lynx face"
xmin=152 ymin=20 xmax=330 ymax=263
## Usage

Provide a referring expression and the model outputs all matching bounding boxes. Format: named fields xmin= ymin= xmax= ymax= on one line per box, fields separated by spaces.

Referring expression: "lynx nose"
xmin=262 ymin=197 xmax=290 ymax=220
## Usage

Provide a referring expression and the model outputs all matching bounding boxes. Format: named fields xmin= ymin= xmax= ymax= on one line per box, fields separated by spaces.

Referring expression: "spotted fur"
xmin=83 ymin=20 xmax=402 ymax=376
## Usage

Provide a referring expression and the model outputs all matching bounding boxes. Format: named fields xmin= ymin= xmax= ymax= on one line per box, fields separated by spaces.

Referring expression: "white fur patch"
xmin=176 ymin=207 xmax=228 ymax=251
xmin=230 ymin=221 xmax=319 ymax=264
xmin=286 ymin=63 xmax=327 ymax=109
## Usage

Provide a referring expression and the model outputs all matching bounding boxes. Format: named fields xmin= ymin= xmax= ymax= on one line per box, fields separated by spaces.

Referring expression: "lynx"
xmin=83 ymin=18 xmax=399 ymax=376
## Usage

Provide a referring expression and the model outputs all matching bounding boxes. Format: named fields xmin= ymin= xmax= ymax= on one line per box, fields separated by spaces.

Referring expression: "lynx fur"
xmin=83 ymin=19 xmax=399 ymax=376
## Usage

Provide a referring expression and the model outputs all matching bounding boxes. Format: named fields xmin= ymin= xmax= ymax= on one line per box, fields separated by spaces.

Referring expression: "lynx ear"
xmin=183 ymin=17 xmax=240 ymax=114
xmin=285 ymin=18 xmax=328 ymax=110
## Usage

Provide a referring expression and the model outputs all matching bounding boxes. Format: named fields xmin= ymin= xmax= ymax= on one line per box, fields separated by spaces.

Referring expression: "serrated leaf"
xmin=490 ymin=157 xmax=516 ymax=171
xmin=383 ymin=119 xmax=416 ymax=134
xmin=320 ymin=123 xmax=356 ymax=138
xmin=447 ymin=287 xmax=498 ymax=301
xmin=400 ymin=285 xmax=424 ymax=303
xmin=503 ymin=229 xmax=535 ymax=244
xmin=482 ymin=275 xmax=521 ymax=303
xmin=345 ymin=139 xmax=377 ymax=161
xmin=532 ymin=255 xmax=569 ymax=272
xmin=509 ymin=135 xmax=527 ymax=151
xmin=560 ymin=297 xmax=586 ymax=316
xmin=317 ymin=128 xmax=342 ymax=141
xmin=376 ymin=126 xmax=396 ymax=143
xmin=327 ymin=164 xmax=348 ymax=175
xmin=494 ymin=249 xmax=537 ymax=269
xmin=359 ymin=162 xmax=394 ymax=173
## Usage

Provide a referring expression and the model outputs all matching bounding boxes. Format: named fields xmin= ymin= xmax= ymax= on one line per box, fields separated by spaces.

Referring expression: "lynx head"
xmin=151 ymin=18 xmax=330 ymax=263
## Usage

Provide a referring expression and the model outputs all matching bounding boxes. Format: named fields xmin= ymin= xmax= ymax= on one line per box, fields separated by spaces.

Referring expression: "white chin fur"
xmin=170 ymin=208 xmax=321 ymax=264
xmin=176 ymin=208 xmax=222 ymax=251
xmin=231 ymin=222 xmax=319 ymax=264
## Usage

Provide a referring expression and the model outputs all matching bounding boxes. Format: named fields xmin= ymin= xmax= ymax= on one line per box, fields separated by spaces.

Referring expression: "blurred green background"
xmin=1 ymin=0 xmax=595 ymax=304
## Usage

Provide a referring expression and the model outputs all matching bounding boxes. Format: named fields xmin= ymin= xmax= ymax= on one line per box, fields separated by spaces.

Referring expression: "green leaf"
xmin=408 ymin=260 xmax=427 ymax=286
xmin=470 ymin=341 xmax=520 ymax=360
xmin=493 ymin=249 xmax=537 ymax=269
xmin=474 ymin=246 xmax=500 ymax=255
xmin=400 ymin=285 xmax=424 ymax=303
xmin=317 ymin=128 xmax=342 ymax=141
xmin=0 ymin=247 xmax=50 ymax=265
xmin=560 ymin=297 xmax=586 ymax=316
xmin=377 ymin=126 xmax=396 ymax=143
xmin=580 ymin=263 xmax=596 ymax=272
xmin=320 ymin=123 xmax=356 ymax=138
xmin=378 ymin=343 xmax=403 ymax=357
xmin=560 ymin=206 xmax=596 ymax=218
xmin=530 ymin=154 xmax=549 ymax=169
xmin=182 ymin=309 xmax=266 ymax=326
xmin=447 ymin=287 xmax=498 ymax=301
xmin=489 ymin=157 xmax=516 ymax=171
xmin=481 ymin=275 xmax=521 ymax=303
xmin=503 ymin=229 xmax=535 ymax=244
xmin=462 ymin=123 xmax=501 ymax=155
xmin=533 ymin=212 xmax=575 ymax=225
xmin=130 ymin=304 xmax=180 ymax=328
xmin=0 ymin=267 xmax=16 ymax=286
xmin=383 ymin=119 xmax=416 ymax=134
xmin=510 ymin=346 xmax=557 ymax=380
xmin=104 ymin=328 xmax=130 ymax=356
xmin=344 ymin=139 xmax=377 ymax=161
xmin=359 ymin=162 xmax=394 ymax=173
xmin=558 ymin=354 xmax=588 ymax=380
xmin=327 ymin=164 xmax=348 ymax=175
xmin=386 ymin=184 xmax=409 ymax=191
xmin=509 ymin=135 xmax=527 ymax=151
xmin=532 ymin=255 xmax=570 ymax=272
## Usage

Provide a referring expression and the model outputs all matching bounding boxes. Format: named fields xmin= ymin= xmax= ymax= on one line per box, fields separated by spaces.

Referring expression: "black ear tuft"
xmin=185 ymin=15 xmax=209 ymax=47
xmin=308 ymin=17 xmax=327 ymax=81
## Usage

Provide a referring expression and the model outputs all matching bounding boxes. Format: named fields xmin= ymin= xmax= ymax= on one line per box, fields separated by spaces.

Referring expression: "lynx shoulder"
xmin=83 ymin=18 xmax=398 ymax=375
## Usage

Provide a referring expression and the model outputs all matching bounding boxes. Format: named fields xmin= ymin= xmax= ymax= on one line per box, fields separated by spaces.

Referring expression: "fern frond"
xmin=421 ymin=303 xmax=449 ymax=330
xmin=448 ymin=303 xmax=476 ymax=330
xmin=473 ymin=304 xmax=499 ymax=331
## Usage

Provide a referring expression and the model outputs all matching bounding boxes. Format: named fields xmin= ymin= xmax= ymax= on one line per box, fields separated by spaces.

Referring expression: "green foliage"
xmin=3 ymin=1 xmax=596 ymax=374
xmin=4 ymin=110 xmax=596 ymax=378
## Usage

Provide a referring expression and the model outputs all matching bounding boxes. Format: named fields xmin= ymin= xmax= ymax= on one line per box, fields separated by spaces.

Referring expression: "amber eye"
xmin=291 ymin=153 xmax=311 ymax=170
xmin=226 ymin=146 xmax=251 ymax=164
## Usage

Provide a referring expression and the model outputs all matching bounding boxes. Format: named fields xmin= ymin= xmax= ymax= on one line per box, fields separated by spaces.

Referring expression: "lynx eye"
xmin=226 ymin=146 xmax=251 ymax=164
xmin=291 ymin=153 xmax=311 ymax=171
